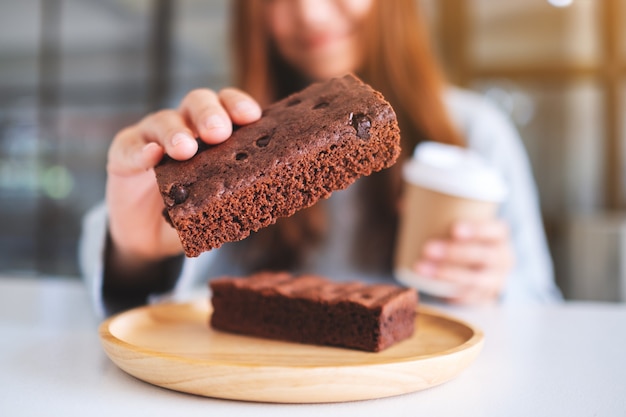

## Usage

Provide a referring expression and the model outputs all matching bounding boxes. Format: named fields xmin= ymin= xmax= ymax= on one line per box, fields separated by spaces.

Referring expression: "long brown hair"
xmin=229 ymin=0 xmax=464 ymax=273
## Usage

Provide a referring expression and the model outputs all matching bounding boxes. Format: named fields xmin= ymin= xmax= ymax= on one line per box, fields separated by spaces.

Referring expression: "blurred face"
xmin=265 ymin=0 xmax=374 ymax=81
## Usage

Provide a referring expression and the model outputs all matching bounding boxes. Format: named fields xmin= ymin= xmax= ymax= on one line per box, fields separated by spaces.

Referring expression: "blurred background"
xmin=0 ymin=0 xmax=624 ymax=302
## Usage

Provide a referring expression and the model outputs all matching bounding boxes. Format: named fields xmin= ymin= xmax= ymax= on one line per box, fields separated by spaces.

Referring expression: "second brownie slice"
xmin=210 ymin=272 xmax=418 ymax=352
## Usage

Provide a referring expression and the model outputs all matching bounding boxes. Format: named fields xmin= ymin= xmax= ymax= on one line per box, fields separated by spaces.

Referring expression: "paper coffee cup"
xmin=394 ymin=142 xmax=507 ymax=297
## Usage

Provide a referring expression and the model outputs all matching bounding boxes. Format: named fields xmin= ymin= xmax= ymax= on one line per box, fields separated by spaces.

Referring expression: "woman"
xmin=80 ymin=0 xmax=561 ymax=317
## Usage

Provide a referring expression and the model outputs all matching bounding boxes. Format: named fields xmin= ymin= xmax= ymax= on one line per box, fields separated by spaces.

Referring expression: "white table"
xmin=1 ymin=275 xmax=625 ymax=416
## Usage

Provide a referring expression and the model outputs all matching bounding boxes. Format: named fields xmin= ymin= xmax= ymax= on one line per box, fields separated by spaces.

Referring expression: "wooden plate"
xmin=99 ymin=301 xmax=483 ymax=403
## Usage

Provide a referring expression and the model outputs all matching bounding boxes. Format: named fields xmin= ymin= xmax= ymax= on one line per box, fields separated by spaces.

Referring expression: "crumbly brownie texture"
xmin=155 ymin=74 xmax=401 ymax=257
xmin=209 ymin=272 xmax=418 ymax=352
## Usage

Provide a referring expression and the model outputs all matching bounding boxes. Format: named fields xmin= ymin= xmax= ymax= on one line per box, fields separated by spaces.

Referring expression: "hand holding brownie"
xmin=105 ymin=88 xmax=262 ymax=276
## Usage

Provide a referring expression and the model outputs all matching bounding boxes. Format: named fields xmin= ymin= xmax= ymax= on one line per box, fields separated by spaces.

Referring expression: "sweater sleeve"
xmin=78 ymin=202 xmax=217 ymax=318
xmin=78 ymin=201 xmax=108 ymax=318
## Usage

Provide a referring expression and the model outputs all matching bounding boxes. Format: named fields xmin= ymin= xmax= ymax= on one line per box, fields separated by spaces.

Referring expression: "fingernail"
xmin=424 ymin=241 xmax=446 ymax=258
xmin=205 ymin=114 xmax=228 ymax=132
xmin=454 ymin=222 xmax=473 ymax=238
xmin=235 ymin=101 xmax=260 ymax=119
xmin=171 ymin=132 xmax=194 ymax=147
xmin=142 ymin=141 xmax=160 ymax=153
xmin=415 ymin=261 xmax=437 ymax=277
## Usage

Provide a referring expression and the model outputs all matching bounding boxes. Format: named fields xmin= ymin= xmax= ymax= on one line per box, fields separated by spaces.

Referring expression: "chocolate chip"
xmin=256 ymin=134 xmax=271 ymax=147
xmin=350 ymin=113 xmax=371 ymax=140
xmin=286 ymin=98 xmax=302 ymax=107
xmin=235 ymin=152 xmax=248 ymax=161
xmin=169 ymin=184 xmax=189 ymax=205
xmin=313 ymin=101 xmax=330 ymax=110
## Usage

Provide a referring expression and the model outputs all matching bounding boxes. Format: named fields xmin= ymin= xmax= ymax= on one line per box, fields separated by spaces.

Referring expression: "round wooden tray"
xmin=99 ymin=301 xmax=483 ymax=403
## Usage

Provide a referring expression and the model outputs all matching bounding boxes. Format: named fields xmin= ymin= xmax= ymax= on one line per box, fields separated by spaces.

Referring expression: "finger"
xmin=413 ymin=260 xmax=501 ymax=304
xmin=421 ymin=240 xmax=447 ymax=260
xmin=218 ymin=87 xmax=262 ymax=125
xmin=424 ymin=261 xmax=478 ymax=285
xmin=136 ymin=109 xmax=198 ymax=161
xmin=428 ymin=262 xmax=503 ymax=300
xmin=107 ymin=126 xmax=166 ymax=177
xmin=444 ymin=259 xmax=506 ymax=292
xmin=179 ymin=88 xmax=232 ymax=144
xmin=451 ymin=219 xmax=509 ymax=243
xmin=427 ymin=238 xmax=514 ymax=274
xmin=427 ymin=240 xmax=501 ymax=269
xmin=422 ymin=239 xmax=490 ymax=267
xmin=444 ymin=286 xmax=499 ymax=305
xmin=443 ymin=271 xmax=503 ymax=305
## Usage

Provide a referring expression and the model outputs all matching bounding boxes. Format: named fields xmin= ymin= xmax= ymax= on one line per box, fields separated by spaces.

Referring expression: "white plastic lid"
xmin=403 ymin=142 xmax=508 ymax=203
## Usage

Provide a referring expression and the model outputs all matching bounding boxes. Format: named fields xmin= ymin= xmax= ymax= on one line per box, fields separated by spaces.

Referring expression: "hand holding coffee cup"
xmin=394 ymin=142 xmax=508 ymax=299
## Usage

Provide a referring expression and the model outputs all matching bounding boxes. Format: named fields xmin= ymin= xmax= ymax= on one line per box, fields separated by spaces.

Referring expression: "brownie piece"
xmin=155 ymin=74 xmax=401 ymax=257
xmin=209 ymin=272 xmax=418 ymax=352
